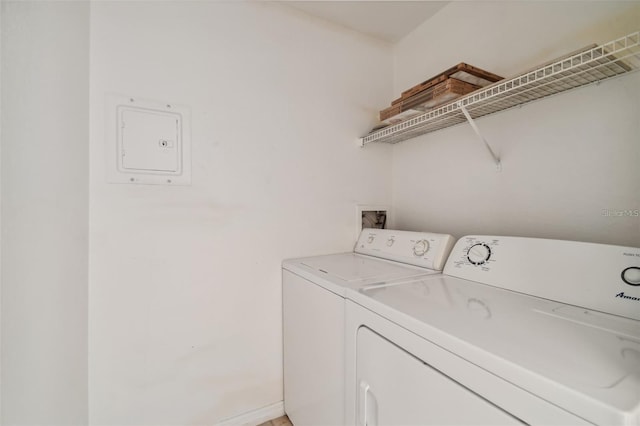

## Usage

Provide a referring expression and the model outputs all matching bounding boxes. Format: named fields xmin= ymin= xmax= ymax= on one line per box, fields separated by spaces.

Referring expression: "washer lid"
xmin=353 ymin=275 xmax=640 ymax=425
xmin=282 ymin=252 xmax=438 ymax=297
xmin=299 ymin=253 xmax=431 ymax=283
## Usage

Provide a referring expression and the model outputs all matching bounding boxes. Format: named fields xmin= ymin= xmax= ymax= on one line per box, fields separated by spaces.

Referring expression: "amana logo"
xmin=615 ymin=292 xmax=640 ymax=302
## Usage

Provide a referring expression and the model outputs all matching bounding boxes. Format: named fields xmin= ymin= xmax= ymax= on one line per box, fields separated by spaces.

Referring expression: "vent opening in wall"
xmin=363 ymin=211 xmax=387 ymax=229
xmin=106 ymin=95 xmax=191 ymax=185
xmin=357 ymin=204 xmax=392 ymax=239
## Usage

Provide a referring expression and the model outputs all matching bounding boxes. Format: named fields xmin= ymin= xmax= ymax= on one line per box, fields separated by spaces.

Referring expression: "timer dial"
xmin=386 ymin=237 xmax=395 ymax=247
xmin=413 ymin=240 xmax=430 ymax=257
xmin=621 ymin=267 xmax=640 ymax=286
xmin=467 ymin=243 xmax=492 ymax=265
xmin=367 ymin=235 xmax=375 ymax=244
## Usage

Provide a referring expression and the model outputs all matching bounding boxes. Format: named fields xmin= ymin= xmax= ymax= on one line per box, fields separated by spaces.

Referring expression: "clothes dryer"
xmin=345 ymin=236 xmax=640 ymax=425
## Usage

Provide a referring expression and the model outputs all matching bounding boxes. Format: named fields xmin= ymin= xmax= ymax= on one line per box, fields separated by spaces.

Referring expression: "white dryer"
xmin=282 ymin=229 xmax=455 ymax=426
xmin=345 ymin=236 xmax=640 ymax=425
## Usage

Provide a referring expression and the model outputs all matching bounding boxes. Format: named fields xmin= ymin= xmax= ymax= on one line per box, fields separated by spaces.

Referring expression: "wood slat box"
xmin=380 ymin=78 xmax=480 ymax=121
xmin=404 ymin=78 xmax=480 ymax=110
xmin=379 ymin=63 xmax=503 ymax=123
xmin=399 ymin=62 xmax=503 ymax=100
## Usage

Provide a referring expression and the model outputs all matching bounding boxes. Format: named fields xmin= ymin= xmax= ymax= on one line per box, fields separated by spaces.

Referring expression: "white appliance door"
xmin=356 ymin=327 xmax=523 ymax=426
xmin=283 ymin=270 xmax=344 ymax=426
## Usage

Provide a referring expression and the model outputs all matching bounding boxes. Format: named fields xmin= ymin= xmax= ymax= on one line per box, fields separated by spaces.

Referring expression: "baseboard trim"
xmin=216 ymin=401 xmax=285 ymax=426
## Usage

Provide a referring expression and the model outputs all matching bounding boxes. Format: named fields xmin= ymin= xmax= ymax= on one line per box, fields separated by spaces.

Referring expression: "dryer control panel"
xmin=355 ymin=229 xmax=455 ymax=271
xmin=444 ymin=236 xmax=640 ymax=321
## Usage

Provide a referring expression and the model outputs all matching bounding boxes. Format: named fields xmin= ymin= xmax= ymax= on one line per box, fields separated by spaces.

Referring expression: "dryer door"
xmin=356 ymin=327 xmax=522 ymax=426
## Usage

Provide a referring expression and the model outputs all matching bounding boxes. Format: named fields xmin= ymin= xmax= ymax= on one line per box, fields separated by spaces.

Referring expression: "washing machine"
xmin=282 ymin=228 xmax=455 ymax=426
xmin=345 ymin=236 xmax=640 ymax=425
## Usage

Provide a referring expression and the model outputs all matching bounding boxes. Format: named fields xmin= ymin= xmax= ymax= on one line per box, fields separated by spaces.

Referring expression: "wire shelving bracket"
xmin=459 ymin=104 xmax=501 ymax=171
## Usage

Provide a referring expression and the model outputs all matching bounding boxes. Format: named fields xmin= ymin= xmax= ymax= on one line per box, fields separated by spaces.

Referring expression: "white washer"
xmin=282 ymin=229 xmax=455 ymax=426
xmin=345 ymin=236 xmax=640 ymax=425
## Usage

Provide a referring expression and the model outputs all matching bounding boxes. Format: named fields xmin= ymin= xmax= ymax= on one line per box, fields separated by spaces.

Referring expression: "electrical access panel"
xmin=106 ymin=95 xmax=191 ymax=185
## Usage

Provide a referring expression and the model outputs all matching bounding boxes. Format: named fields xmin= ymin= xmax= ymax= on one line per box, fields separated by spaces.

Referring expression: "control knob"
xmin=413 ymin=240 xmax=430 ymax=257
xmin=467 ymin=243 xmax=492 ymax=266
xmin=621 ymin=267 xmax=640 ymax=286
xmin=386 ymin=237 xmax=395 ymax=247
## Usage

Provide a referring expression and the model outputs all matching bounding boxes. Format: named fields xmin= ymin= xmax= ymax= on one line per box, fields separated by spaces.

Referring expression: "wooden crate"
xmin=380 ymin=78 xmax=480 ymax=123
xmin=379 ymin=104 xmax=403 ymax=121
xmin=400 ymin=63 xmax=502 ymax=99
xmin=403 ymin=78 xmax=480 ymax=110
xmin=379 ymin=63 xmax=502 ymax=126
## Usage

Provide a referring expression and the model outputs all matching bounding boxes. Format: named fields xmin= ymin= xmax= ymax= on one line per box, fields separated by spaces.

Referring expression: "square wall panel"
xmin=119 ymin=107 xmax=180 ymax=173
xmin=106 ymin=95 xmax=191 ymax=185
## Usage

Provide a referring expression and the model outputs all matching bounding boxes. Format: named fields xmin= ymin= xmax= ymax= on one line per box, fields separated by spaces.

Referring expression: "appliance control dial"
xmin=367 ymin=235 xmax=375 ymax=244
xmin=386 ymin=237 xmax=395 ymax=247
xmin=621 ymin=267 xmax=640 ymax=286
xmin=413 ymin=240 xmax=430 ymax=257
xmin=467 ymin=243 xmax=492 ymax=265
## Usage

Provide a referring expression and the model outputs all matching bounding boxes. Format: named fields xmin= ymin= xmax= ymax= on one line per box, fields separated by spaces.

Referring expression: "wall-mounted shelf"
xmin=360 ymin=32 xmax=640 ymax=147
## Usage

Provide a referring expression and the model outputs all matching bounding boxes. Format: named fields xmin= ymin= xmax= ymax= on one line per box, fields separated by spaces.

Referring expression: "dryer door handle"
xmin=359 ymin=380 xmax=373 ymax=426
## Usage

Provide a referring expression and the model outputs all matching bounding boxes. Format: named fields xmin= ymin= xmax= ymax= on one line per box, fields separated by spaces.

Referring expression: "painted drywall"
xmin=89 ymin=2 xmax=392 ymax=424
xmin=0 ymin=3 xmax=3 ymax=420
xmin=391 ymin=1 xmax=640 ymax=247
xmin=1 ymin=1 xmax=90 ymax=424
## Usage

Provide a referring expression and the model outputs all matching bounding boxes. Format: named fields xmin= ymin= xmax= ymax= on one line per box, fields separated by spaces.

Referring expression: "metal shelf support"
xmin=459 ymin=104 xmax=502 ymax=171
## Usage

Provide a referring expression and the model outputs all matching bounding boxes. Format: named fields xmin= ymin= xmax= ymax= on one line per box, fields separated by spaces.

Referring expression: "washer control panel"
xmin=467 ymin=243 xmax=492 ymax=265
xmin=444 ymin=235 xmax=640 ymax=321
xmin=447 ymin=236 xmax=500 ymax=272
xmin=355 ymin=229 xmax=455 ymax=271
xmin=412 ymin=240 xmax=430 ymax=257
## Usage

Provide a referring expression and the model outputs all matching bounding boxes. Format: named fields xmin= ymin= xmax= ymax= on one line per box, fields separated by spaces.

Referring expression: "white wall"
xmin=391 ymin=1 xmax=640 ymax=247
xmin=0 ymin=3 xmax=3 ymax=420
xmin=8 ymin=2 xmax=635 ymax=424
xmin=89 ymin=2 xmax=392 ymax=424
xmin=1 ymin=1 xmax=89 ymax=424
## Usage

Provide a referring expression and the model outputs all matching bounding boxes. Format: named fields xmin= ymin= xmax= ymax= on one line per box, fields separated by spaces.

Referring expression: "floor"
xmin=257 ymin=415 xmax=293 ymax=426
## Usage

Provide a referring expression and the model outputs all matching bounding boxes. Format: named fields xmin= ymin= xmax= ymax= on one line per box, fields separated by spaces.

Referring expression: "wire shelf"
xmin=361 ymin=32 xmax=640 ymax=146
